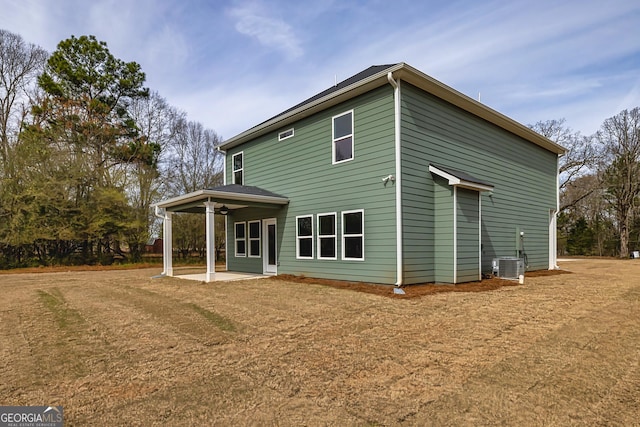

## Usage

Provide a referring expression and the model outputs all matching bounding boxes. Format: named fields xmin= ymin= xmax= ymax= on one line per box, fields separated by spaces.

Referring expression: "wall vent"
xmin=492 ymin=257 xmax=525 ymax=280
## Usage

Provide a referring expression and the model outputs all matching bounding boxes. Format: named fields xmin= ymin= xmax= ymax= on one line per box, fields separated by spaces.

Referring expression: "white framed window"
xmin=317 ymin=212 xmax=337 ymax=260
xmin=232 ymin=151 xmax=243 ymax=185
xmin=234 ymin=222 xmax=246 ymax=257
xmin=332 ymin=110 xmax=354 ymax=164
xmin=278 ymin=128 xmax=294 ymax=141
xmin=248 ymin=220 xmax=261 ymax=257
xmin=342 ymin=209 xmax=364 ymax=260
xmin=296 ymin=215 xmax=313 ymax=259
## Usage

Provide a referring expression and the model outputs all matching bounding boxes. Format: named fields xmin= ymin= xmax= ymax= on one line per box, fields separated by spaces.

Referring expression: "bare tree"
xmin=163 ymin=119 xmax=225 ymax=260
xmin=0 ymin=29 xmax=47 ymax=172
xmin=124 ymin=91 xmax=184 ymax=259
xmin=529 ymin=118 xmax=601 ymax=212
xmin=164 ymin=119 xmax=223 ymax=195
xmin=598 ymin=108 xmax=640 ymax=258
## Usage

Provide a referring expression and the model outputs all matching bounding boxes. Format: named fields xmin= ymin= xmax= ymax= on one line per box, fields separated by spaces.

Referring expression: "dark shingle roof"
xmin=221 ymin=62 xmax=565 ymax=155
xmin=206 ymin=184 xmax=287 ymax=199
xmin=258 ymin=64 xmax=399 ymax=126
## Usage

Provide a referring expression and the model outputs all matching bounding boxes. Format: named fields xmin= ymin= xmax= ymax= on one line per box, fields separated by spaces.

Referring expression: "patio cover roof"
xmin=153 ymin=184 xmax=289 ymax=213
xmin=429 ymin=164 xmax=495 ymax=192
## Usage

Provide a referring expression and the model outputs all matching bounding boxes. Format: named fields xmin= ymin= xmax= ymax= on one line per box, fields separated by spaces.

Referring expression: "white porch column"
xmin=163 ymin=211 xmax=173 ymax=276
xmin=204 ymin=201 xmax=216 ymax=282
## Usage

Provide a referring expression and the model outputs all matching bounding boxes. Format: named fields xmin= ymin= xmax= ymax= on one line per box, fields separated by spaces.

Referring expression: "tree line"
xmin=531 ymin=110 xmax=640 ymax=258
xmin=2 ymin=29 xmax=640 ymax=268
xmin=0 ymin=29 xmax=224 ymax=268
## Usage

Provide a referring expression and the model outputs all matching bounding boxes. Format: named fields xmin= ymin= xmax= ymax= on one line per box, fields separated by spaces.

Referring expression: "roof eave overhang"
xmin=220 ymin=64 xmax=405 ymax=150
xmin=396 ymin=64 xmax=566 ymax=155
xmin=153 ymin=189 xmax=289 ymax=210
xmin=220 ymin=63 xmax=566 ymax=155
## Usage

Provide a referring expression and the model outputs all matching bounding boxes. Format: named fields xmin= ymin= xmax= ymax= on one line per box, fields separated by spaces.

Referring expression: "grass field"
xmin=1 ymin=259 xmax=639 ymax=425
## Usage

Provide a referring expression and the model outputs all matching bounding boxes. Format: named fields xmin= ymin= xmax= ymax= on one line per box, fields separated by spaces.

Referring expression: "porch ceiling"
xmin=154 ymin=184 xmax=289 ymax=213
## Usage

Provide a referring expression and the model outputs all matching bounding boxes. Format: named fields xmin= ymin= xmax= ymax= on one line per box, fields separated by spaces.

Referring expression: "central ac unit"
xmin=492 ymin=257 xmax=525 ymax=280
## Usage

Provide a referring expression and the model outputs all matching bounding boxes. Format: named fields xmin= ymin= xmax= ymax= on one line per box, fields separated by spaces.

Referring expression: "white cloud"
xmin=171 ymin=81 xmax=295 ymax=140
xmin=227 ymin=1 xmax=303 ymax=59
xmin=2 ymin=0 xmax=639 ymax=140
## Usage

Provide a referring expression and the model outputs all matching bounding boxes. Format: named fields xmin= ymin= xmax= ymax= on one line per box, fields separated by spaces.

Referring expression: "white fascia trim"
xmin=221 ymin=63 xmax=565 ymax=155
xmin=153 ymin=189 xmax=289 ymax=210
xmin=221 ymin=64 xmax=405 ymax=150
xmin=428 ymin=165 xmax=494 ymax=192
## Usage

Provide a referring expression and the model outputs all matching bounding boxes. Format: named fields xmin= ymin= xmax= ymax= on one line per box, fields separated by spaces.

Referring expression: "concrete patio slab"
xmin=175 ymin=271 xmax=268 ymax=282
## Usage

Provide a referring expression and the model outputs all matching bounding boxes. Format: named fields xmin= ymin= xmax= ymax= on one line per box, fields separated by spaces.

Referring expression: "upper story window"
xmin=232 ymin=152 xmax=243 ymax=185
xmin=332 ymin=110 xmax=354 ymax=164
xmin=278 ymin=128 xmax=294 ymax=141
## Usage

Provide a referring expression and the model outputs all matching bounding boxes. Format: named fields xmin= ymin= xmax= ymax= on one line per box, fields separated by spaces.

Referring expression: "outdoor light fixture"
xmin=219 ymin=205 xmax=229 ymax=215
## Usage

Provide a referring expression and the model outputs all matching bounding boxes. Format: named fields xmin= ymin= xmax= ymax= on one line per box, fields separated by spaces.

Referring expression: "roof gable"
xmin=259 ymin=64 xmax=398 ymax=125
xmin=220 ymin=63 xmax=566 ymax=155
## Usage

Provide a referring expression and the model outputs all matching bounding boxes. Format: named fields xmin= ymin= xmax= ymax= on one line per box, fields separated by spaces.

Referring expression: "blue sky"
xmin=2 ymin=0 xmax=639 ymax=140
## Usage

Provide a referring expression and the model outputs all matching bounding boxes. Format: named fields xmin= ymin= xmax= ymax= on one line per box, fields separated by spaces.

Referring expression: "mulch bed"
xmin=2 ymin=263 xmax=571 ymax=300
xmin=276 ymin=269 xmax=572 ymax=299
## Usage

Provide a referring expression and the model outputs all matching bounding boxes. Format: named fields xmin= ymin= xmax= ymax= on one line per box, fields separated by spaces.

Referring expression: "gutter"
xmin=388 ymin=72 xmax=403 ymax=287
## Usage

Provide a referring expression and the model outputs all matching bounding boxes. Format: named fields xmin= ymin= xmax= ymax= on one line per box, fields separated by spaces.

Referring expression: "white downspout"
xmin=217 ymin=146 xmax=229 ymax=272
xmin=453 ymin=186 xmax=458 ymax=284
xmin=154 ymin=205 xmax=171 ymax=276
xmin=552 ymin=153 xmax=561 ymax=269
xmin=154 ymin=205 xmax=164 ymax=220
xmin=217 ymin=146 xmax=227 ymax=185
xmin=154 ymin=206 xmax=165 ymax=270
xmin=388 ymin=72 xmax=403 ymax=287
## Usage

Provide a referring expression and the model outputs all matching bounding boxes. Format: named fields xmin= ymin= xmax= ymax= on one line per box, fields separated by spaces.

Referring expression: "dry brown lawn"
xmin=1 ymin=259 xmax=639 ymax=426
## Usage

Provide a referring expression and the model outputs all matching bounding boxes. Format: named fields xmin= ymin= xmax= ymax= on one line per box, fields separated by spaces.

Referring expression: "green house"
xmin=155 ymin=63 xmax=566 ymax=285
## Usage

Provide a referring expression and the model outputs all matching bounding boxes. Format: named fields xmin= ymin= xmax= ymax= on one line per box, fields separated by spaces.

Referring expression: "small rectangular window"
xmin=235 ymin=222 xmax=246 ymax=257
xmin=232 ymin=152 xmax=243 ymax=185
xmin=342 ymin=210 xmax=364 ymax=260
xmin=296 ymin=215 xmax=313 ymax=259
xmin=248 ymin=220 xmax=260 ymax=257
xmin=278 ymin=128 xmax=294 ymax=141
xmin=332 ymin=111 xmax=353 ymax=164
xmin=317 ymin=213 xmax=337 ymax=260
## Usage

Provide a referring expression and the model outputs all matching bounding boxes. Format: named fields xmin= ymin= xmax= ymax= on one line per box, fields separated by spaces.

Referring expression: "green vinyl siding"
xmin=456 ymin=188 xmax=480 ymax=283
xmin=222 ymin=77 xmax=557 ymax=284
xmin=226 ymin=208 xmax=269 ymax=274
xmin=401 ymin=82 xmax=557 ymax=283
xmin=433 ymin=177 xmax=453 ymax=283
xmin=226 ymin=86 xmax=397 ymax=284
